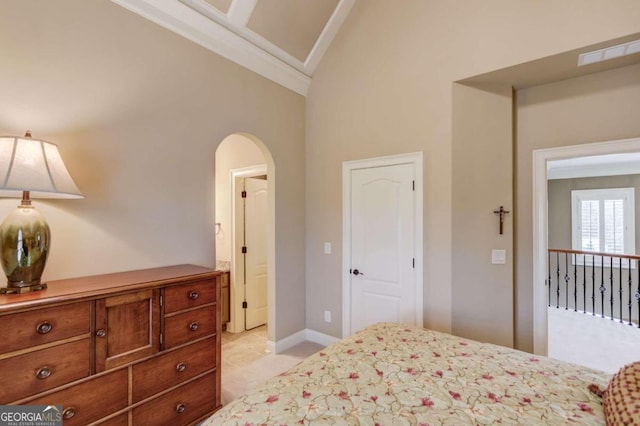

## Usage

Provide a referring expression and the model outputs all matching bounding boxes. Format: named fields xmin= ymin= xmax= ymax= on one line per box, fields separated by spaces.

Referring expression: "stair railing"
xmin=548 ymin=248 xmax=640 ymax=327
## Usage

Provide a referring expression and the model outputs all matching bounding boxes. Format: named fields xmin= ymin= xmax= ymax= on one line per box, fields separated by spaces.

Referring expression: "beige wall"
xmin=452 ymin=84 xmax=514 ymax=347
xmin=214 ymin=135 xmax=266 ymax=262
xmin=517 ymin=62 xmax=640 ymax=350
xmin=0 ymin=0 xmax=306 ymax=341
xmin=306 ymin=0 xmax=640 ymax=345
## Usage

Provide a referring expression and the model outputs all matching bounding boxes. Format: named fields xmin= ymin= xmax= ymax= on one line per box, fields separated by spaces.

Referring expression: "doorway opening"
xmin=533 ymin=137 xmax=640 ymax=372
xmin=215 ymin=134 xmax=275 ymax=338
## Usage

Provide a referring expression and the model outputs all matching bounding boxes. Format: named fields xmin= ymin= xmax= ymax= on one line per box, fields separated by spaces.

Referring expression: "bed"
xmin=203 ymin=322 xmax=634 ymax=425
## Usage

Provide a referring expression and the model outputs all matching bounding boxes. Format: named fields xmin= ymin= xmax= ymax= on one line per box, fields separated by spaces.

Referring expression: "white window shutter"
xmin=603 ymin=199 xmax=624 ymax=254
xmin=580 ymin=200 xmax=600 ymax=252
xmin=570 ymin=187 xmax=635 ymax=265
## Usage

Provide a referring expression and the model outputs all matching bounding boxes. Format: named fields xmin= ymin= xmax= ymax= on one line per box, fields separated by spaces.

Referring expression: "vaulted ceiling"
xmin=112 ymin=0 xmax=355 ymax=96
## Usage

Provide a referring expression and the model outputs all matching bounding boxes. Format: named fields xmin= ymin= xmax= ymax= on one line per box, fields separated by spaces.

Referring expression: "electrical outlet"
xmin=324 ymin=310 xmax=331 ymax=323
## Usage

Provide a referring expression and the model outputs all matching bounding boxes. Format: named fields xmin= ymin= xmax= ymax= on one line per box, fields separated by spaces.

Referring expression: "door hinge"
xmin=242 ymin=246 xmax=247 ymax=254
xmin=159 ymin=295 xmax=163 ymax=307
xmin=412 ymin=258 xmax=415 ymax=268
xmin=242 ymin=301 xmax=248 ymax=309
xmin=160 ymin=333 xmax=163 ymax=345
xmin=241 ymin=190 xmax=247 ymax=198
xmin=412 ymin=180 xmax=415 ymax=191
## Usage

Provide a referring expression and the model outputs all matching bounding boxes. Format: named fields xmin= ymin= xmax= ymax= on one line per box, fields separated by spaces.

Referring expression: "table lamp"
xmin=0 ymin=131 xmax=84 ymax=294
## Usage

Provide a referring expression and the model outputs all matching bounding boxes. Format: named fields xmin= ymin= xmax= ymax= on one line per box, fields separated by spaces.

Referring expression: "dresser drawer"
xmin=132 ymin=337 xmax=216 ymax=403
xmin=0 ymin=302 xmax=90 ymax=353
xmin=164 ymin=307 xmax=216 ymax=350
xmin=132 ymin=372 xmax=217 ymax=426
xmin=164 ymin=280 xmax=215 ymax=314
xmin=0 ymin=339 xmax=90 ymax=403
xmin=28 ymin=368 xmax=128 ymax=426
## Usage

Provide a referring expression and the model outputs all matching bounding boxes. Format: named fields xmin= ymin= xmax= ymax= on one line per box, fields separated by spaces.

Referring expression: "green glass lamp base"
xmin=0 ymin=282 xmax=47 ymax=294
xmin=0 ymin=203 xmax=51 ymax=294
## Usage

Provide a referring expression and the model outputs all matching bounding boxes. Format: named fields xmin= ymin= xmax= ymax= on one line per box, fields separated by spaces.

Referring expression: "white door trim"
xmin=342 ymin=152 xmax=424 ymax=338
xmin=532 ymin=137 xmax=640 ymax=355
xmin=229 ymin=164 xmax=267 ymax=333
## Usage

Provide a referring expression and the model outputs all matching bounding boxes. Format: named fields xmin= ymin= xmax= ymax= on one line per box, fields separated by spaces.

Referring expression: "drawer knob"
xmin=62 ymin=407 xmax=76 ymax=420
xmin=36 ymin=321 xmax=52 ymax=334
xmin=188 ymin=291 xmax=199 ymax=300
xmin=176 ymin=362 xmax=187 ymax=372
xmin=36 ymin=366 xmax=52 ymax=380
xmin=188 ymin=322 xmax=199 ymax=331
xmin=175 ymin=403 xmax=186 ymax=414
xmin=96 ymin=329 xmax=107 ymax=338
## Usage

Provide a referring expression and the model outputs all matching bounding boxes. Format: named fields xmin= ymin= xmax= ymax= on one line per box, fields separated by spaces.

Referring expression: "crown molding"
xmin=111 ymin=0 xmax=311 ymax=96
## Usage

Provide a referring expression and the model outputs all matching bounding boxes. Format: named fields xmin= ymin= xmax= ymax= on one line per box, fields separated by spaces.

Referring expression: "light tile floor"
xmin=221 ymin=325 xmax=324 ymax=404
xmin=548 ymin=307 xmax=640 ymax=373
xmin=221 ymin=325 xmax=271 ymax=374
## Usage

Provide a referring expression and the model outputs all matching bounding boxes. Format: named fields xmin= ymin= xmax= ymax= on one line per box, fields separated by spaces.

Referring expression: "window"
xmin=571 ymin=188 xmax=635 ymax=265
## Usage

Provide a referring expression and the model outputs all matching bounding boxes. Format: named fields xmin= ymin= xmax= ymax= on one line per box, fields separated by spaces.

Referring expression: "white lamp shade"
xmin=0 ymin=135 xmax=84 ymax=199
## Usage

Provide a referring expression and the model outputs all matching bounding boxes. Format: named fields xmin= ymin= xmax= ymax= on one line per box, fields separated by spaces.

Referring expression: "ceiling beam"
xmin=305 ymin=0 xmax=355 ymax=74
xmin=227 ymin=0 xmax=257 ymax=27
xmin=181 ymin=0 xmax=307 ymax=75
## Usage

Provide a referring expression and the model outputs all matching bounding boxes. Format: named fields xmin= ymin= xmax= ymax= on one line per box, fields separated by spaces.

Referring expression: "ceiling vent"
xmin=578 ymin=39 xmax=640 ymax=66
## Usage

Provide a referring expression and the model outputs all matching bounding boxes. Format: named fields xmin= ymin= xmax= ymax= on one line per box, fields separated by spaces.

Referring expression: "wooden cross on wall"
xmin=493 ymin=206 xmax=510 ymax=235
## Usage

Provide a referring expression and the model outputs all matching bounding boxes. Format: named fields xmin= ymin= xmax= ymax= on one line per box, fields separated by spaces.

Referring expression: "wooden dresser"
xmin=220 ymin=271 xmax=230 ymax=328
xmin=0 ymin=264 xmax=222 ymax=426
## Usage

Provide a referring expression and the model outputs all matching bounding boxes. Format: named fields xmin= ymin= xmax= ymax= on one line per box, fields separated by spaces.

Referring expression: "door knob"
xmin=352 ymin=269 xmax=364 ymax=276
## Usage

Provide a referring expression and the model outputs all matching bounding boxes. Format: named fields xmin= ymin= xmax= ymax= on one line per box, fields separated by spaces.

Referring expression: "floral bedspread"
xmin=204 ymin=323 xmax=610 ymax=425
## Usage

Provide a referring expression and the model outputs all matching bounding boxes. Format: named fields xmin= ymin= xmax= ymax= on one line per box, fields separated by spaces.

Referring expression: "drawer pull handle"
xmin=189 ymin=322 xmax=199 ymax=331
xmin=96 ymin=329 xmax=107 ymax=338
xmin=36 ymin=321 xmax=52 ymax=334
xmin=36 ymin=366 xmax=52 ymax=380
xmin=175 ymin=403 xmax=186 ymax=414
xmin=176 ymin=362 xmax=187 ymax=372
xmin=63 ymin=407 xmax=76 ymax=420
xmin=188 ymin=291 xmax=199 ymax=300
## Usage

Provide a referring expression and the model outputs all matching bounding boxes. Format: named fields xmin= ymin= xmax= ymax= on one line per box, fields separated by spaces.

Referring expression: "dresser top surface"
xmin=0 ymin=264 xmax=220 ymax=313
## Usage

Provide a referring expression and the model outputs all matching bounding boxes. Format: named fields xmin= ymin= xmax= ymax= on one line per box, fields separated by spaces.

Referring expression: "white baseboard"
xmin=273 ymin=329 xmax=307 ymax=353
xmin=265 ymin=340 xmax=276 ymax=354
xmin=270 ymin=328 xmax=340 ymax=354
xmin=305 ymin=329 xmax=340 ymax=347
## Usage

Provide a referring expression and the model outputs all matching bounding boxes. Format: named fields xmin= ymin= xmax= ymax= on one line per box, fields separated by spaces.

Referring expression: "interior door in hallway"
xmin=349 ymin=163 xmax=416 ymax=334
xmin=244 ymin=176 xmax=268 ymax=330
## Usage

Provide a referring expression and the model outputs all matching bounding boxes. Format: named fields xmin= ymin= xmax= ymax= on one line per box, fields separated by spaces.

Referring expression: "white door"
xmin=349 ymin=163 xmax=416 ymax=334
xmin=244 ymin=177 xmax=268 ymax=330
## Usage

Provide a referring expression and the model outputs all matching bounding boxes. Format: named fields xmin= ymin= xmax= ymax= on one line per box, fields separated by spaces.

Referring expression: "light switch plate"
xmin=491 ymin=249 xmax=506 ymax=264
xmin=324 ymin=242 xmax=331 ymax=254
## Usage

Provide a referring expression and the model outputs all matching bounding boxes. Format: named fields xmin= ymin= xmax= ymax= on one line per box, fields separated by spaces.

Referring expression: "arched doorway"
xmin=215 ymin=133 xmax=276 ymax=342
